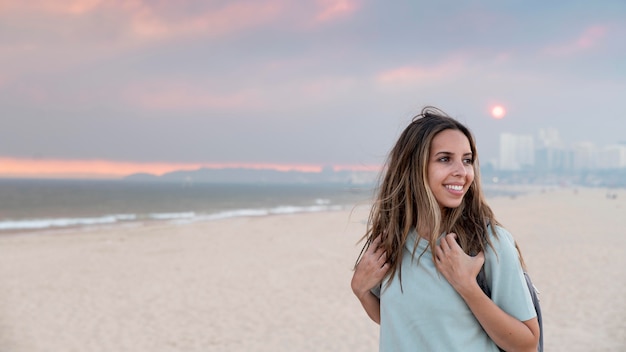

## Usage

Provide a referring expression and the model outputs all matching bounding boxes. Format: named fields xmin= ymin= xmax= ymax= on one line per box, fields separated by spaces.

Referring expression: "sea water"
xmin=0 ymin=179 xmax=375 ymax=233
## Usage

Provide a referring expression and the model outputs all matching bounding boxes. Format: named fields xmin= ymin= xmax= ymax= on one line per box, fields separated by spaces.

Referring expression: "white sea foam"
xmin=196 ymin=204 xmax=345 ymax=222
xmin=148 ymin=212 xmax=196 ymax=220
xmin=0 ymin=214 xmax=136 ymax=231
xmin=0 ymin=204 xmax=348 ymax=231
xmin=314 ymin=198 xmax=331 ymax=205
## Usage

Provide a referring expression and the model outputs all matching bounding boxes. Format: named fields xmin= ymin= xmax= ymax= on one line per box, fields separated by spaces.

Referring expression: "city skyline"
xmin=496 ymin=127 xmax=626 ymax=171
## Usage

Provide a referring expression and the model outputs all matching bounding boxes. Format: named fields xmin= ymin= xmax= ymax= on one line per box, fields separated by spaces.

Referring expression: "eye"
xmin=463 ymin=158 xmax=474 ymax=165
xmin=438 ymin=156 xmax=450 ymax=162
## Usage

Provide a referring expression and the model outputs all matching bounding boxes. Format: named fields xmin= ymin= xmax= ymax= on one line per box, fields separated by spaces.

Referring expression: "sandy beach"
xmin=0 ymin=187 xmax=624 ymax=351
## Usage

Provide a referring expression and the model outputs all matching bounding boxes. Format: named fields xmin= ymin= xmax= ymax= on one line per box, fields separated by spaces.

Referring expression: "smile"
xmin=445 ymin=185 xmax=463 ymax=191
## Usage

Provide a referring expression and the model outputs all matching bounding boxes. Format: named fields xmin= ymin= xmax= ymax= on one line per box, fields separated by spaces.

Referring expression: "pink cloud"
xmin=0 ymin=157 xmax=364 ymax=178
xmin=124 ymin=81 xmax=261 ymax=111
xmin=314 ymin=0 xmax=359 ymax=22
xmin=124 ymin=1 xmax=285 ymax=40
xmin=0 ymin=0 xmax=357 ymax=82
xmin=0 ymin=0 xmax=107 ymax=15
xmin=376 ymin=57 xmax=466 ymax=85
xmin=576 ymin=25 xmax=607 ymax=49
xmin=0 ymin=157 xmax=207 ymax=178
xmin=333 ymin=163 xmax=381 ymax=172
xmin=543 ymin=25 xmax=608 ymax=56
xmin=1 ymin=0 xmax=287 ymax=41
xmin=494 ymin=51 xmax=513 ymax=64
xmin=0 ymin=1 xmax=300 ymax=90
xmin=64 ymin=0 xmax=102 ymax=14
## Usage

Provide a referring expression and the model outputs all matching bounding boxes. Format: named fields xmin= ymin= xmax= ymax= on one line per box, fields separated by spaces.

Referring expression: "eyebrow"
xmin=433 ymin=151 xmax=473 ymax=157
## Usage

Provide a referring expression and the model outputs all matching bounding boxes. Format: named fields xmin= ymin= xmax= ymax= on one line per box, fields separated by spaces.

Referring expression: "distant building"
xmin=499 ymin=133 xmax=535 ymax=171
xmin=537 ymin=128 xmax=562 ymax=148
xmin=598 ymin=144 xmax=626 ymax=169
xmin=535 ymin=146 xmax=574 ymax=172
xmin=572 ymin=142 xmax=597 ymax=170
xmin=534 ymin=128 xmax=569 ymax=172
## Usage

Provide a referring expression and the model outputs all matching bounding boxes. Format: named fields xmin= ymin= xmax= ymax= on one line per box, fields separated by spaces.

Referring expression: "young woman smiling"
xmin=351 ymin=107 xmax=540 ymax=351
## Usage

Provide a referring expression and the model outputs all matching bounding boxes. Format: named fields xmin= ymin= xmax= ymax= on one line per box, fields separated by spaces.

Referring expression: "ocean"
xmin=0 ymin=179 xmax=375 ymax=233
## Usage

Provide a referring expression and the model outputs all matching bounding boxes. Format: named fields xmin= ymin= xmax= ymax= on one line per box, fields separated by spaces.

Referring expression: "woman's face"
xmin=427 ymin=129 xmax=475 ymax=210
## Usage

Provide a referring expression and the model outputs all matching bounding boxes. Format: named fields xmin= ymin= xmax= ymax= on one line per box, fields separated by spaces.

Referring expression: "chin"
xmin=444 ymin=201 xmax=463 ymax=209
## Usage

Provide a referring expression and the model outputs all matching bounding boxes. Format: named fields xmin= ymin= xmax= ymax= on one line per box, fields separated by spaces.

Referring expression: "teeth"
xmin=446 ymin=185 xmax=463 ymax=191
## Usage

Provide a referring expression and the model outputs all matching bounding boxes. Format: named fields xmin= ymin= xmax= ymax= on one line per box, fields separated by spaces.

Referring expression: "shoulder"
xmin=485 ymin=224 xmax=518 ymax=263
xmin=487 ymin=223 xmax=513 ymax=242
xmin=484 ymin=225 xmax=536 ymax=321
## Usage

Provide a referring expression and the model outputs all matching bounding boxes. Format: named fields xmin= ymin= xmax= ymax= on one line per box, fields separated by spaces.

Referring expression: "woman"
xmin=351 ymin=107 xmax=540 ymax=351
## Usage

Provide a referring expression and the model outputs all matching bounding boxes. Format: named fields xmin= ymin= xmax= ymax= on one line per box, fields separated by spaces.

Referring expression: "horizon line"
xmin=0 ymin=157 xmax=382 ymax=179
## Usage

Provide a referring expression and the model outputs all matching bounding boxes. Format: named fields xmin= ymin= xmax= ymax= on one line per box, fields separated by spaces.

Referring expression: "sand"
xmin=0 ymin=187 xmax=624 ymax=351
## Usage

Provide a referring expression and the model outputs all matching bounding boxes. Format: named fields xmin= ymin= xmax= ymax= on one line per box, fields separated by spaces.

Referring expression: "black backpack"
xmin=477 ymin=267 xmax=543 ymax=352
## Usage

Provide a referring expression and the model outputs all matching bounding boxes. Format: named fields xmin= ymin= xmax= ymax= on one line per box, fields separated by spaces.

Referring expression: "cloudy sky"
xmin=1 ymin=0 xmax=625 ymax=178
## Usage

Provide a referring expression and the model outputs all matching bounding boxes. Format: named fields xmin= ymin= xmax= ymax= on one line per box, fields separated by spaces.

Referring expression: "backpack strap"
xmin=523 ymin=272 xmax=543 ymax=352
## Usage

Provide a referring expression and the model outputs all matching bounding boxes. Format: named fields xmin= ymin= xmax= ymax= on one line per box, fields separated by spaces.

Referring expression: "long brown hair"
xmin=357 ymin=106 xmax=499 ymax=286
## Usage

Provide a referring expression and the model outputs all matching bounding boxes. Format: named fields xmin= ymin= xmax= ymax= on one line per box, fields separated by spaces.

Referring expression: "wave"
xmin=0 ymin=214 xmax=137 ymax=231
xmin=0 ymin=204 xmax=349 ymax=232
xmin=191 ymin=204 xmax=345 ymax=223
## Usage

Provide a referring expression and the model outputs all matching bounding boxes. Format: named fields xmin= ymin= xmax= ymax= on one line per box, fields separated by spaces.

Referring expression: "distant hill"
xmin=124 ymin=167 xmax=378 ymax=185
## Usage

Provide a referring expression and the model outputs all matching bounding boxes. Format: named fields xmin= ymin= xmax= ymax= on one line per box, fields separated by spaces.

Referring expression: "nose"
xmin=452 ymin=160 xmax=467 ymax=177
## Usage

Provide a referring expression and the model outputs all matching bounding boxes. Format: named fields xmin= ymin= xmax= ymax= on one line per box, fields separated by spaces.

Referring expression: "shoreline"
xmin=0 ymin=204 xmax=358 ymax=238
xmin=1 ymin=183 xmax=609 ymax=238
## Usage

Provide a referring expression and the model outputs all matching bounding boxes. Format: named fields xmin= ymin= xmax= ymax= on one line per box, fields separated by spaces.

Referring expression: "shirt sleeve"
xmin=484 ymin=226 xmax=537 ymax=322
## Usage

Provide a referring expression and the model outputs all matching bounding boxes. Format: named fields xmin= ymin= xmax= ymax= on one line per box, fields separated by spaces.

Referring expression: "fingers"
xmin=434 ymin=245 xmax=443 ymax=265
xmin=439 ymin=233 xmax=456 ymax=256
xmin=435 ymin=233 xmax=460 ymax=264
xmin=369 ymin=235 xmax=386 ymax=256
xmin=359 ymin=235 xmax=388 ymax=272
xmin=434 ymin=245 xmax=441 ymax=255
xmin=371 ymin=235 xmax=382 ymax=247
xmin=368 ymin=236 xmax=385 ymax=255
xmin=375 ymin=244 xmax=386 ymax=261
xmin=365 ymin=237 xmax=378 ymax=254
xmin=377 ymin=250 xmax=387 ymax=267
xmin=373 ymin=243 xmax=388 ymax=270
xmin=439 ymin=235 xmax=451 ymax=252
xmin=445 ymin=232 xmax=459 ymax=247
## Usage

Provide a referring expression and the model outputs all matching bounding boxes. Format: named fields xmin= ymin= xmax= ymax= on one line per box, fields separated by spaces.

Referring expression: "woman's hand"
xmin=351 ymin=236 xmax=389 ymax=299
xmin=434 ymin=232 xmax=484 ymax=295
xmin=436 ymin=233 xmax=540 ymax=351
xmin=351 ymin=236 xmax=389 ymax=324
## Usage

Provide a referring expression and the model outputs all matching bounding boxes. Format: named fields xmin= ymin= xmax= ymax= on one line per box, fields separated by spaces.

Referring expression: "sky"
xmin=1 ymin=0 xmax=625 ymax=178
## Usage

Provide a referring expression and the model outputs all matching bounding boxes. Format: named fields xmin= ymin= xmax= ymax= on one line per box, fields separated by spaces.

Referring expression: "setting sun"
xmin=491 ymin=105 xmax=506 ymax=119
